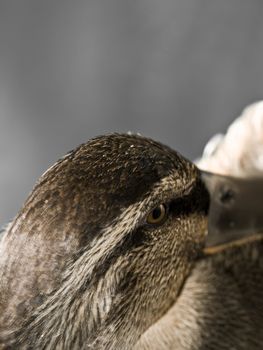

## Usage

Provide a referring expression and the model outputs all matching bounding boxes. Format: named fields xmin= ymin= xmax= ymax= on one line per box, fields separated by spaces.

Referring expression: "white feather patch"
xmin=197 ymin=101 xmax=263 ymax=177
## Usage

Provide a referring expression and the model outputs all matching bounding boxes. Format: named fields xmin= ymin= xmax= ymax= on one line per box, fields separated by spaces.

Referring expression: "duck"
xmin=0 ymin=133 xmax=209 ymax=349
xmin=0 ymin=129 xmax=262 ymax=349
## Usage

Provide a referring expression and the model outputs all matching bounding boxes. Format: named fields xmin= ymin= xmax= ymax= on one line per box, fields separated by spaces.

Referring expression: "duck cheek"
xmin=193 ymin=214 xmax=209 ymax=245
xmin=175 ymin=214 xmax=208 ymax=248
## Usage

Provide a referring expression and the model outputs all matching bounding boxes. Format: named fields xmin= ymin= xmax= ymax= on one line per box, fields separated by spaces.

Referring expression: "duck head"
xmin=0 ymin=134 xmax=210 ymax=349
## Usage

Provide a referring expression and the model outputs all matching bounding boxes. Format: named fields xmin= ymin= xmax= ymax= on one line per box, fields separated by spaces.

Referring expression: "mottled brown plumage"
xmin=136 ymin=238 xmax=263 ymax=349
xmin=0 ymin=134 xmax=208 ymax=349
xmin=0 ymin=134 xmax=262 ymax=349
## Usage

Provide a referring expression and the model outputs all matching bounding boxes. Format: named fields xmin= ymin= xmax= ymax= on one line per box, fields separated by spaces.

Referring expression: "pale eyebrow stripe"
xmin=68 ymin=172 xmax=194 ymax=280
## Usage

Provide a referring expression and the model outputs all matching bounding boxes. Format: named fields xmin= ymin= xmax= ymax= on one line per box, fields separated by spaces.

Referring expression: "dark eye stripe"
xmin=169 ymin=179 xmax=209 ymax=217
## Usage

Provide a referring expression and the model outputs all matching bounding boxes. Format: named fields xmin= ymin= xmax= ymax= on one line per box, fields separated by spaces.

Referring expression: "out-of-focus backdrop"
xmin=1 ymin=1 xmax=263 ymax=224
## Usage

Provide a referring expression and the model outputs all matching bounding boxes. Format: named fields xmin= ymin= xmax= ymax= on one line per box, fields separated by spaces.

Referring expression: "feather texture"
xmin=197 ymin=101 xmax=263 ymax=177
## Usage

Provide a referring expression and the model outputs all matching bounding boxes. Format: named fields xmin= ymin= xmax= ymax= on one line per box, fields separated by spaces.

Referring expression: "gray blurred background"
xmin=1 ymin=0 xmax=263 ymax=224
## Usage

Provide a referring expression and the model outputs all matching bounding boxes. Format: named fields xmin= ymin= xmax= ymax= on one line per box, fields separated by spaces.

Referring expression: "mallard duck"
xmin=0 ymin=130 xmax=262 ymax=349
xmin=0 ymin=133 xmax=209 ymax=349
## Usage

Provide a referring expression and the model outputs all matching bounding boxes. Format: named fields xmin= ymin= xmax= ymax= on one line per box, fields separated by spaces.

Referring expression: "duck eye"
xmin=146 ymin=204 xmax=167 ymax=225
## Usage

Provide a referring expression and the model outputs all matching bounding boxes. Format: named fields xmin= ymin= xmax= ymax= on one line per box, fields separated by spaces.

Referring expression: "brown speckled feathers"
xmin=0 ymin=133 xmax=262 ymax=350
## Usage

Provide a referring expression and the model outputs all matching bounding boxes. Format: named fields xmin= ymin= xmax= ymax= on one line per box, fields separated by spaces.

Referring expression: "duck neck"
xmin=0 ymin=237 xmax=145 ymax=349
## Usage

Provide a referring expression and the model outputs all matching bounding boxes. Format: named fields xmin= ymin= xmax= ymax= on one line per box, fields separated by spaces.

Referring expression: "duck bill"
xmin=200 ymin=171 xmax=263 ymax=255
